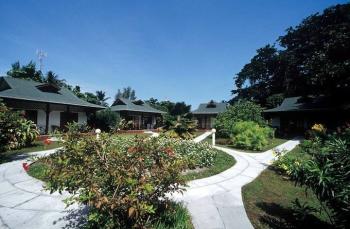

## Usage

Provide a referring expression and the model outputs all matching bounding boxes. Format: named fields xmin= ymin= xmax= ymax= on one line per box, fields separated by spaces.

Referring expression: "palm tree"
xmin=45 ymin=71 xmax=66 ymax=87
xmin=96 ymin=90 xmax=110 ymax=107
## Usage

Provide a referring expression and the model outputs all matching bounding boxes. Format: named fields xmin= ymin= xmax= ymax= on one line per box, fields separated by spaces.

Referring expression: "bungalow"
xmin=263 ymin=96 xmax=350 ymax=134
xmin=192 ymin=101 xmax=228 ymax=129
xmin=0 ymin=76 xmax=104 ymax=134
xmin=110 ymin=98 xmax=166 ymax=129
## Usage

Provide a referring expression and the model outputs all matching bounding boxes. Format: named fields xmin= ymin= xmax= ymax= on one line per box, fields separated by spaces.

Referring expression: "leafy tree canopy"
xmin=145 ymin=98 xmax=191 ymax=116
xmin=233 ymin=3 xmax=350 ymax=106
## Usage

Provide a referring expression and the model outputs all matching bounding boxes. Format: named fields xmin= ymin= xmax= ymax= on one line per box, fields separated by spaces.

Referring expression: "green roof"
xmin=0 ymin=76 xmax=104 ymax=109
xmin=192 ymin=101 xmax=228 ymax=114
xmin=110 ymin=98 xmax=166 ymax=114
xmin=264 ymin=96 xmax=335 ymax=113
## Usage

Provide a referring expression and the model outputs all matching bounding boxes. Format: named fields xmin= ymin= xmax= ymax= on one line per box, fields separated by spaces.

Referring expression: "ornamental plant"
xmin=43 ymin=132 xmax=187 ymax=228
xmin=0 ymin=101 xmax=39 ymax=152
xmin=162 ymin=114 xmax=197 ymax=140
xmin=276 ymin=128 xmax=350 ymax=227
xmin=230 ymin=121 xmax=274 ymax=151
xmin=214 ymin=100 xmax=265 ymax=138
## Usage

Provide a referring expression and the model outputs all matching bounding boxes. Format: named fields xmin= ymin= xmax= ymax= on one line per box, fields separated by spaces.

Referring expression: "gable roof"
xmin=0 ymin=76 xmax=104 ymax=109
xmin=110 ymin=98 xmax=166 ymax=114
xmin=192 ymin=101 xmax=228 ymax=114
xmin=264 ymin=96 xmax=336 ymax=113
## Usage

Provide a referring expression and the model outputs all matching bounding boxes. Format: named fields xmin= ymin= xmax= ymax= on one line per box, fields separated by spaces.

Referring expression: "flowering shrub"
xmin=112 ymin=136 xmax=218 ymax=169
xmin=155 ymin=137 xmax=218 ymax=169
xmin=275 ymin=128 xmax=350 ymax=227
xmin=230 ymin=121 xmax=274 ymax=151
xmin=0 ymin=101 xmax=39 ymax=152
xmin=305 ymin=123 xmax=327 ymax=139
xmin=43 ymin=133 xmax=187 ymax=228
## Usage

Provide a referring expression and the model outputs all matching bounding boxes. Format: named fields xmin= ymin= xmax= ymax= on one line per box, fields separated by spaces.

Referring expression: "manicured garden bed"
xmin=0 ymin=140 xmax=62 ymax=164
xmin=242 ymin=146 xmax=332 ymax=229
xmin=208 ymin=137 xmax=288 ymax=153
xmin=182 ymin=149 xmax=236 ymax=181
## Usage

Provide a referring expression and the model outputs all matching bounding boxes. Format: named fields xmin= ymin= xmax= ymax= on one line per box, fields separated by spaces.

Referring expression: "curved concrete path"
xmin=0 ymin=149 xmax=84 ymax=229
xmin=173 ymin=139 xmax=300 ymax=229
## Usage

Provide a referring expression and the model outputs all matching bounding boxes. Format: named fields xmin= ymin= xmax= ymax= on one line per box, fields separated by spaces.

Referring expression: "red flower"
xmin=164 ymin=147 xmax=175 ymax=157
xmin=22 ymin=163 xmax=30 ymax=172
xmin=127 ymin=147 xmax=137 ymax=153
xmin=44 ymin=138 xmax=52 ymax=145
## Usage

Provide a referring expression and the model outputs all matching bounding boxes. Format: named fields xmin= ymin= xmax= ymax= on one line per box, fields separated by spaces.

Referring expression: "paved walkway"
xmin=0 ymin=136 xmax=299 ymax=229
xmin=173 ymin=139 xmax=300 ymax=229
xmin=0 ymin=149 xmax=84 ymax=229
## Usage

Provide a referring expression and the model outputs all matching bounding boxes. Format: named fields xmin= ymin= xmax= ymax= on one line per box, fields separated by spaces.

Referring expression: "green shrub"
xmin=94 ymin=108 xmax=120 ymax=132
xmin=230 ymin=121 xmax=274 ymax=150
xmin=43 ymin=133 xmax=187 ymax=228
xmin=163 ymin=115 xmax=197 ymax=140
xmin=276 ymin=128 xmax=350 ymax=227
xmin=0 ymin=101 xmax=39 ymax=152
xmin=158 ymin=137 xmax=218 ymax=169
xmin=118 ymin=118 xmax=134 ymax=130
xmin=214 ymin=100 xmax=265 ymax=138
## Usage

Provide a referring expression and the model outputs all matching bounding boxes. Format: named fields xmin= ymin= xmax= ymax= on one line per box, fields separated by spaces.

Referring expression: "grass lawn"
xmin=242 ymin=146 xmax=332 ymax=229
xmin=182 ymin=150 xmax=236 ymax=181
xmin=0 ymin=140 xmax=62 ymax=164
xmin=212 ymin=137 xmax=289 ymax=153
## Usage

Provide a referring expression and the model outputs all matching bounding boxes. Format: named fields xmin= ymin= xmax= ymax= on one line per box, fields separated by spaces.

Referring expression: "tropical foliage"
xmin=214 ymin=100 xmax=265 ymax=137
xmin=276 ymin=126 xmax=350 ymax=228
xmin=163 ymin=115 xmax=197 ymax=140
xmin=146 ymin=98 xmax=191 ymax=116
xmin=232 ymin=3 xmax=350 ymax=105
xmin=0 ymin=101 xmax=39 ymax=152
xmin=42 ymin=130 xmax=218 ymax=228
xmin=113 ymin=86 xmax=137 ymax=104
xmin=92 ymin=108 xmax=121 ymax=132
xmin=230 ymin=121 xmax=274 ymax=151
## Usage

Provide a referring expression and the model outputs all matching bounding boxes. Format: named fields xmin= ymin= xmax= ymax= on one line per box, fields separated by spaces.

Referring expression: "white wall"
xmin=78 ymin=112 xmax=87 ymax=124
xmin=32 ymin=110 xmax=88 ymax=133
xmin=37 ymin=110 xmax=47 ymax=134
xmin=49 ymin=111 xmax=61 ymax=132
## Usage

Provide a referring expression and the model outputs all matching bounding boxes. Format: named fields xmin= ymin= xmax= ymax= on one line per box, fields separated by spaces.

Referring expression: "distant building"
xmin=0 ymin=76 xmax=104 ymax=134
xmin=110 ymin=98 xmax=166 ymax=130
xmin=192 ymin=101 xmax=228 ymax=129
xmin=264 ymin=96 xmax=350 ymax=134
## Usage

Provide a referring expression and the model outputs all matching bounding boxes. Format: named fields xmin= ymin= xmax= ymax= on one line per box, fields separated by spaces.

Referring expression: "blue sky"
xmin=0 ymin=0 xmax=347 ymax=108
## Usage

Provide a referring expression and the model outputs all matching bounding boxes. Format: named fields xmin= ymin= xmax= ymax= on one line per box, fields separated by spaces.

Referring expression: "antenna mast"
xmin=36 ymin=49 xmax=47 ymax=72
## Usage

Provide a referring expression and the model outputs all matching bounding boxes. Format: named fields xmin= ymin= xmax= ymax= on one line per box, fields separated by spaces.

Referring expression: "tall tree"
xmin=96 ymin=90 xmax=110 ymax=107
xmin=232 ymin=3 xmax=350 ymax=105
xmin=45 ymin=71 xmax=66 ymax=87
xmin=113 ymin=86 xmax=136 ymax=104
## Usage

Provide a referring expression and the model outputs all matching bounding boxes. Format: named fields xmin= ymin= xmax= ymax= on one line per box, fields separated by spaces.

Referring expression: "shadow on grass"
xmin=256 ymin=202 xmax=331 ymax=229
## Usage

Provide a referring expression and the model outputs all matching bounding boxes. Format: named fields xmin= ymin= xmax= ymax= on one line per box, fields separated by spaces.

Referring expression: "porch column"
xmin=45 ymin=103 xmax=50 ymax=134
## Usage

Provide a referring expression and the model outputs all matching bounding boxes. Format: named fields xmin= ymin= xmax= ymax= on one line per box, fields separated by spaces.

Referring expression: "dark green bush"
xmin=94 ymin=108 xmax=120 ymax=132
